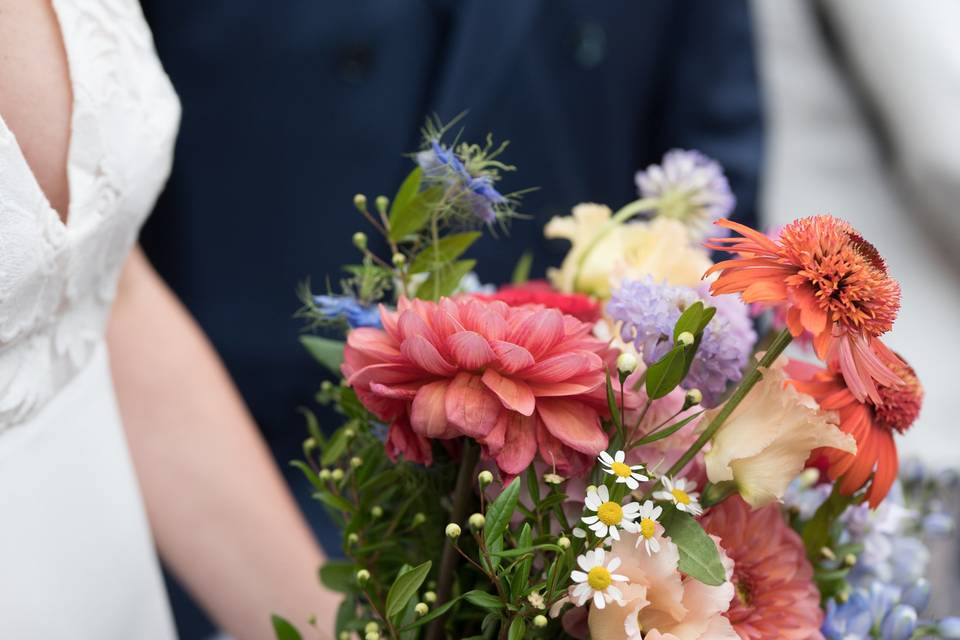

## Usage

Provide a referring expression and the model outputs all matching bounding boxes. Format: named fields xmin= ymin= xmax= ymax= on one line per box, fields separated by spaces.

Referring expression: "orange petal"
xmin=482 ymin=369 xmax=535 ymax=416
xmin=536 ymin=398 xmax=606 ymax=455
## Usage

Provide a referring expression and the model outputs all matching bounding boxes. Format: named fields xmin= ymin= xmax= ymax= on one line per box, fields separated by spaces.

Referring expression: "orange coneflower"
xmin=788 ymin=357 xmax=923 ymax=507
xmin=705 ymin=215 xmax=903 ymax=404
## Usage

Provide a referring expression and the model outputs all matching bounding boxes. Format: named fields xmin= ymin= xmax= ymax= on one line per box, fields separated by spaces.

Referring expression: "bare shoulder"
xmin=0 ymin=0 xmax=72 ymax=220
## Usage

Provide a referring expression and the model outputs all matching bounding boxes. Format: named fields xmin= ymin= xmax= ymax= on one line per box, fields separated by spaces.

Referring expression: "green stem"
xmin=645 ymin=328 xmax=794 ymax=495
xmin=572 ymin=196 xmax=660 ymax=291
xmin=426 ymin=440 xmax=481 ymax=640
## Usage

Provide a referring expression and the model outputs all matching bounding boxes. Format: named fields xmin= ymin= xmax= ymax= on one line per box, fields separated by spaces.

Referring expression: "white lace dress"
xmin=0 ymin=0 xmax=179 ymax=637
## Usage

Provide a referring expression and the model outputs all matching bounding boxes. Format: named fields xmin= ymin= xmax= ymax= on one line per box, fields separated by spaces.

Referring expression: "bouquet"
xmin=276 ymin=119 xmax=960 ymax=640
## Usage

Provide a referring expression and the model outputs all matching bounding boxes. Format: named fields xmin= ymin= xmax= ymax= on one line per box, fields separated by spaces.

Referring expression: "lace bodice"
xmin=0 ymin=0 xmax=180 ymax=432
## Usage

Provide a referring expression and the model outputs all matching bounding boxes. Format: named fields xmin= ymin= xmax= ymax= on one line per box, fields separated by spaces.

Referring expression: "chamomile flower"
xmin=599 ymin=450 xmax=649 ymax=490
xmin=570 ymin=548 xmax=629 ymax=609
xmin=654 ymin=476 xmax=703 ymax=516
xmin=583 ymin=485 xmax=641 ymax=540
xmin=634 ymin=500 xmax=663 ymax=555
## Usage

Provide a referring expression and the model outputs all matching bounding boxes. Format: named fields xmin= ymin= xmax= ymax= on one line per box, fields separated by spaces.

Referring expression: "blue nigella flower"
xmin=416 ymin=139 xmax=506 ymax=223
xmin=312 ymin=295 xmax=382 ymax=329
xmin=607 ymin=277 xmax=756 ymax=407
xmin=635 ymin=149 xmax=736 ymax=238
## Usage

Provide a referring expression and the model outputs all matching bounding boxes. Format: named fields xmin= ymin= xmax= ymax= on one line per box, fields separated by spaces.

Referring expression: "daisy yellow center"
xmin=640 ymin=517 xmax=656 ymax=539
xmin=597 ymin=501 xmax=623 ymax=526
xmin=587 ymin=566 xmax=612 ymax=591
xmin=671 ymin=488 xmax=692 ymax=505
xmin=610 ymin=462 xmax=633 ymax=478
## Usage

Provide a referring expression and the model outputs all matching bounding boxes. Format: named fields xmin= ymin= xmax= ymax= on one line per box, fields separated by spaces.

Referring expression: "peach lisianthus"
xmin=704 ymin=357 xmax=856 ymax=508
xmin=545 ymin=204 xmax=712 ymax=297
xmin=588 ymin=528 xmax=739 ymax=640
xmin=705 ymin=216 xmax=903 ymax=405
xmin=342 ymin=296 xmax=635 ymax=477
xmin=702 ymin=496 xmax=824 ymax=640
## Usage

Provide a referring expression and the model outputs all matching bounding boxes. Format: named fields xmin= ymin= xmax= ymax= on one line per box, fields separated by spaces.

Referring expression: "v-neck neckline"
xmin=0 ymin=0 xmax=78 ymax=231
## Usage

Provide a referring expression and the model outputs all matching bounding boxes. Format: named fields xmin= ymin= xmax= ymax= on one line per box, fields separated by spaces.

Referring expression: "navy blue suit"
xmin=140 ymin=1 xmax=762 ymax=636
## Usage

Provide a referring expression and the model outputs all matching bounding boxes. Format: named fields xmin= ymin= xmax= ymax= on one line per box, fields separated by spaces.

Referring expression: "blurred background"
xmin=135 ymin=1 xmax=959 ymax=636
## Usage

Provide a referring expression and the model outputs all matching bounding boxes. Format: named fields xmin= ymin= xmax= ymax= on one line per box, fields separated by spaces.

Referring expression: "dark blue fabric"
xmin=139 ymin=2 xmax=762 ymax=636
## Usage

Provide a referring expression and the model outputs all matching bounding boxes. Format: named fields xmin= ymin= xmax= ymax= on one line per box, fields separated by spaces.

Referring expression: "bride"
xmin=0 ymin=0 xmax=338 ymax=637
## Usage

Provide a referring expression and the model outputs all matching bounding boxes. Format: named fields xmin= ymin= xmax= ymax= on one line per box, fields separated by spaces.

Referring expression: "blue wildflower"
xmin=899 ymin=579 xmax=930 ymax=614
xmin=416 ymin=139 xmax=506 ymax=223
xmin=607 ymin=277 xmax=756 ymax=406
xmin=312 ymin=295 xmax=382 ymax=329
xmin=635 ymin=149 xmax=736 ymax=238
xmin=823 ymin=592 xmax=874 ymax=639
xmin=939 ymin=617 xmax=960 ymax=638
xmin=880 ymin=604 xmax=917 ymax=640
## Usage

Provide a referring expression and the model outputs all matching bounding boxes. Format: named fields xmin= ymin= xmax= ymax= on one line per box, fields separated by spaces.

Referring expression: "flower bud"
xmin=842 ymin=553 xmax=857 ymax=568
xmin=304 ymin=437 xmax=317 ymax=451
xmin=352 ymin=231 xmax=368 ymax=250
xmin=544 ymin=473 xmax=565 ymax=485
xmin=677 ymin=331 xmax=695 ymax=347
xmin=880 ymin=604 xmax=917 ymax=640
xmin=423 ymin=591 xmax=437 ymax=603
xmin=375 ymin=195 xmax=389 ymax=215
xmin=319 ymin=468 xmax=332 ymax=481
xmin=445 ymin=523 xmax=462 ymax=539
xmin=415 ymin=602 xmax=429 ymax=616
xmin=370 ymin=505 xmax=383 ymax=519
xmin=412 ymin=512 xmax=426 ymax=527
xmin=343 ymin=427 xmax=356 ymax=439
xmin=557 ymin=536 xmax=571 ymax=549
xmin=616 ymin=352 xmax=638 ymax=375
xmin=350 ymin=456 xmax=363 ymax=468
xmin=392 ymin=253 xmax=406 ymax=268
xmin=353 ymin=194 xmax=367 ymax=211
xmin=364 ymin=622 xmax=379 ymax=634
xmin=356 ymin=569 xmax=370 ymax=585
xmin=797 ymin=467 xmax=820 ymax=489
xmin=683 ymin=388 xmax=702 ymax=408
xmin=365 ymin=633 xmax=379 ymax=640
xmin=901 ymin=579 xmax=930 ymax=613
xmin=477 ymin=470 xmax=494 ymax=487
xmin=321 ymin=380 xmax=334 ymax=393
xmin=331 ymin=469 xmax=345 ymax=481
xmin=534 ymin=615 xmax=548 ymax=628
xmin=938 ymin=617 xmax=960 ymax=639
xmin=339 ymin=632 xmax=351 ymax=640
xmin=468 ymin=513 xmax=485 ymax=530
xmin=347 ymin=533 xmax=359 ymax=546
xmin=819 ymin=546 xmax=836 ymax=562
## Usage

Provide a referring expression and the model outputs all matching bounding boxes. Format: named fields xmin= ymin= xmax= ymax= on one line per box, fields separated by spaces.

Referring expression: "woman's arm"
xmin=107 ymin=246 xmax=336 ymax=639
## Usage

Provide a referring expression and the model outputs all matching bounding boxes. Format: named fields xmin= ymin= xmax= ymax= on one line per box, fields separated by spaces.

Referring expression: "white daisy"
xmin=570 ymin=548 xmax=629 ymax=609
xmin=633 ymin=500 xmax=664 ymax=555
xmin=653 ymin=476 xmax=703 ymax=516
xmin=582 ymin=484 xmax=641 ymax=540
xmin=598 ymin=450 xmax=649 ymax=491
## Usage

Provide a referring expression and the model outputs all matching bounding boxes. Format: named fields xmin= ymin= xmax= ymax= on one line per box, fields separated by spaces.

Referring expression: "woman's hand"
xmin=108 ymin=246 xmax=339 ymax=639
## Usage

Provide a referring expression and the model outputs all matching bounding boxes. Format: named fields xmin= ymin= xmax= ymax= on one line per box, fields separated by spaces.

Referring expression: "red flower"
xmin=473 ymin=280 xmax=602 ymax=323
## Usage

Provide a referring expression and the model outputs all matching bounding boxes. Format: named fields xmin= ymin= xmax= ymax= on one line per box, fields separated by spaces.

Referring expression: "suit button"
xmin=572 ymin=23 xmax=607 ymax=69
xmin=335 ymin=44 xmax=375 ymax=85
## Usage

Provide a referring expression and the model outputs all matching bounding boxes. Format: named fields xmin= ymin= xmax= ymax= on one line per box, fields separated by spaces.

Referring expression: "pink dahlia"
xmin=342 ymin=297 xmax=631 ymax=477
xmin=702 ymin=496 xmax=824 ymax=640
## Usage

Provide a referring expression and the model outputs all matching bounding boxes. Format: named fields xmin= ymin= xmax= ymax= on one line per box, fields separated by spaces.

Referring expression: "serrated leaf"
xmin=511 ymin=251 xmax=533 ymax=284
xmin=389 ymin=184 xmax=442 ymax=241
xmin=271 ymin=615 xmax=303 ymax=640
xmin=508 ymin=617 xmax=526 ymax=640
xmin=484 ymin=477 xmax=521 ymax=547
xmin=464 ymin=590 xmax=503 ymax=610
xmin=300 ymin=335 xmax=345 ymax=374
xmin=659 ymin=508 xmax=726 ymax=586
xmin=416 ymin=259 xmax=476 ymax=300
xmin=319 ymin=561 xmax=358 ymax=593
xmin=645 ymin=345 xmax=688 ymax=399
xmin=408 ymin=232 xmax=482 ymax=274
xmin=386 ymin=560 xmax=432 ymax=622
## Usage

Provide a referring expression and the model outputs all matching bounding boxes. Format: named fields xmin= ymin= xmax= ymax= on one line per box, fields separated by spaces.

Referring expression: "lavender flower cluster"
xmin=607 ymin=277 xmax=756 ymax=406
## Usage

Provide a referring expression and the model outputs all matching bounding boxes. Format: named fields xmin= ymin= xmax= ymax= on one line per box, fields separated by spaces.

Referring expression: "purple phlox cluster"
xmin=416 ymin=139 xmax=506 ymax=223
xmin=635 ymin=149 xmax=735 ymax=238
xmin=607 ymin=277 xmax=756 ymax=407
xmin=312 ymin=295 xmax=382 ymax=329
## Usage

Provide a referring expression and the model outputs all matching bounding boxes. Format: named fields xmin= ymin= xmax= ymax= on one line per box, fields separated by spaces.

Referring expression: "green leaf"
xmin=464 ymin=591 xmax=504 ymax=611
xmin=659 ymin=508 xmax=726 ymax=586
xmin=510 ymin=524 xmax=534 ymax=600
xmin=313 ymin=490 xmax=354 ymax=514
xmin=673 ymin=301 xmax=705 ymax=342
xmin=386 ymin=560 xmax=432 ymax=623
xmin=489 ymin=543 xmax=563 ymax=558
xmin=633 ymin=411 xmax=703 ymax=446
xmin=299 ymin=408 xmax=324 ymax=446
xmin=289 ymin=460 xmax=324 ymax=491
xmin=408 ymin=232 xmax=482 ymax=274
xmin=484 ymin=477 xmax=521 ymax=547
xmin=389 ymin=167 xmax=424 ymax=225
xmin=416 ymin=259 xmax=476 ymax=300
xmin=645 ymin=345 xmax=688 ymax=399
xmin=334 ymin=594 xmax=357 ymax=635
xmin=320 ymin=424 xmax=353 ymax=466
xmin=802 ymin=485 xmax=858 ymax=561
xmin=300 ymin=335 xmax=345 ymax=374
xmin=511 ymin=251 xmax=534 ymax=284
xmin=271 ymin=615 xmax=303 ymax=640
xmin=398 ymin=595 xmax=463 ymax=631
xmin=525 ymin=465 xmax=540 ymax=507
xmin=389 ymin=184 xmax=442 ymax=241
xmin=319 ymin=561 xmax=358 ymax=594
xmin=508 ymin=617 xmax=526 ymax=640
